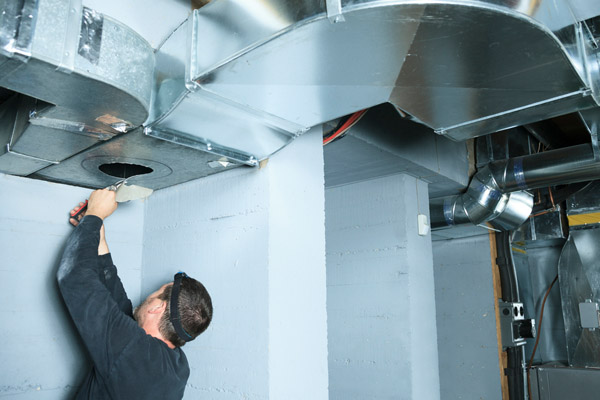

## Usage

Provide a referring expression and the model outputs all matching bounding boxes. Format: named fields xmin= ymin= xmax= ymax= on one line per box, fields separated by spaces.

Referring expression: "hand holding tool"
xmin=68 ymin=179 xmax=127 ymax=223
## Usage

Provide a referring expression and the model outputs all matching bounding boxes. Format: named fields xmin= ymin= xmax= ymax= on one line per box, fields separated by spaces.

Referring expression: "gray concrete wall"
xmin=432 ymin=234 xmax=502 ymax=400
xmin=0 ymin=173 xmax=144 ymax=399
xmin=141 ymin=129 xmax=328 ymax=400
xmin=326 ymin=174 xmax=440 ymax=400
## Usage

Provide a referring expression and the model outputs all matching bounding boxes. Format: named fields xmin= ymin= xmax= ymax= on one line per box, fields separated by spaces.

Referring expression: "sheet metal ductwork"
xmin=0 ymin=0 xmax=599 ymax=189
xmin=145 ymin=0 xmax=600 ymax=164
xmin=431 ymin=143 xmax=600 ymax=230
xmin=0 ymin=0 xmax=153 ymax=176
xmin=559 ymin=181 xmax=600 ymax=368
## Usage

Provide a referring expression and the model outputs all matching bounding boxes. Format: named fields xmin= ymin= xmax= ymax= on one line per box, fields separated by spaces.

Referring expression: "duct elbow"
xmin=431 ymin=167 xmax=533 ymax=231
xmin=489 ymin=191 xmax=534 ymax=231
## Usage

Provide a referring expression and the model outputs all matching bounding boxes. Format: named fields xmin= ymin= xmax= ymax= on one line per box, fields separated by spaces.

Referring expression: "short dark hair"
xmin=158 ymin=276 xmax=212 ymax=347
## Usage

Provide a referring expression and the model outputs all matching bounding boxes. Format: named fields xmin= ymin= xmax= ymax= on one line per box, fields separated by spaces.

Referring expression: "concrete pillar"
xmin=326 ymin=174 xmax=440 ymax=400
xmin=142 ymin=129 xmax=328 ymax=400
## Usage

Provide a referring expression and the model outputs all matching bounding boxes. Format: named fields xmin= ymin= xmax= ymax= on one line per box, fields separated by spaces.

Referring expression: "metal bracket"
xmin=326 ymin=0 xmax=345 ymax=23
xmin=28 ymin=115 xmax=117 ymax=141
xmin=144 ymin=126 xmax=258 ymax=167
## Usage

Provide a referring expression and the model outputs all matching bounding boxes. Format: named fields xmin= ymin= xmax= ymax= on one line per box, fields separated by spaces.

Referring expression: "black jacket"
xmin=58 ymin=215 xmax=189 ymax=399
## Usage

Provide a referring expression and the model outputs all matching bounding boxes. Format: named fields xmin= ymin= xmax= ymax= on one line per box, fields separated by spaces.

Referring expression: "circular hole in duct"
xmin=98 ymin=162 xmax=153 ymax=179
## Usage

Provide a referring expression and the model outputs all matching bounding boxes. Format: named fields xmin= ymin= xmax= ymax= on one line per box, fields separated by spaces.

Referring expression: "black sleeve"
xmin=57 ymin=215 xmax=145 ymax=377
xmin=98 ymin=253 xmax=133 ymax=317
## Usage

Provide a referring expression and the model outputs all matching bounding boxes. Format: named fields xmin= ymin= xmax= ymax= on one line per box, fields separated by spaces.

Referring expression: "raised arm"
xmin=58 ymin=190 xmax=142 ymax=374
xmin=67 ymin=190 xmax=133 ymax=314
xmin=69 ymin=190 xmax=116 ymax=255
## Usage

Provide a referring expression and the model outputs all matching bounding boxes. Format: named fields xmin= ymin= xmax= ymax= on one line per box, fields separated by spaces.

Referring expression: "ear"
xmin=148 ymin=300 xmax=167 ymax=315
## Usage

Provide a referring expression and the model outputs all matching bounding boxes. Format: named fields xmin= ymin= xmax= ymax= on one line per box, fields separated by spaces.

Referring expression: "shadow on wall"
xmin=0 ymin=174 xmax=94 ymax=398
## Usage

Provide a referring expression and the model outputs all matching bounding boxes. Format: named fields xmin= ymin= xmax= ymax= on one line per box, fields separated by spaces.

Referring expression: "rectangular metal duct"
xmin=145 ymin=0 xmax=600 ymax=163
xmin=531 ymin=365 xmax=600 ymax=400
xmin=0 ymin=93 xmax=118 ymax=175
xmin=0 ymin=0 xmax=154 ymax=176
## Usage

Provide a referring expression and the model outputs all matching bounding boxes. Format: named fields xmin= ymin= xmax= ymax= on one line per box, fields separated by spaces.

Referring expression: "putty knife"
xmin=70 ymin=180 xmax=153 ymax=221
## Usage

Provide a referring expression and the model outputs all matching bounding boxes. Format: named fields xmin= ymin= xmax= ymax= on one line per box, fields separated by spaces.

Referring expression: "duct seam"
xmin=513 ymin=158 xmax=526 ymax=190
xmin=0 ymin=0 xmax=39 ymax=61
xmin=6 ymin=143 xmax=59 ymax=164
xmin=57 ymin=0 xmax=83 ymax=73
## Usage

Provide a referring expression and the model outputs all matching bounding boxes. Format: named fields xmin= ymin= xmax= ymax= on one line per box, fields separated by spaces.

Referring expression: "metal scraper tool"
xmin=69 ymin=180 xmax=153 ymax=222
xmin=114 ymin=183 xmax=153 ymax=203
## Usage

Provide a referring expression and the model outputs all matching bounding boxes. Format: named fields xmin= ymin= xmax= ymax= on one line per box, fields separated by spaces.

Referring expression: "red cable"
xmin=323 ymin=109 xmax=368 ymax=145
xmin=323 ymin=112 xmax=360 ymax=144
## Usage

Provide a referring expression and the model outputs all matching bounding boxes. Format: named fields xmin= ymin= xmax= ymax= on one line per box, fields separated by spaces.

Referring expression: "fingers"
xmin=87 ymin=189 xmax=118 ymax=220
xmin=70 ymin=202 xmax=86 ymax=216
xmin=69 ymin=188 xmax=117 ymax=226
xmin=69 ymin=201 xmax=87 ymax=226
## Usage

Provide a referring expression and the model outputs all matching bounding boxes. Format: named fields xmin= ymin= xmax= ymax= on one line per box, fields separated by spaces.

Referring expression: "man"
xmin=57 ymin=189 xmax=213 ymax=399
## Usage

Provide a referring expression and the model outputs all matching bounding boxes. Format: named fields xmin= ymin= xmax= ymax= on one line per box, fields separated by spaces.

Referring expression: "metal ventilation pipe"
xmin=488 ymin=143 xmax=600 ymax=192
xmin=431 ymin=143 xmax=600 ymax=230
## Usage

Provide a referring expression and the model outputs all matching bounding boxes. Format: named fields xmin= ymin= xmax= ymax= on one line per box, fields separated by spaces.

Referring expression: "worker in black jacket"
xmin=57 ymin=189 xmax=213 ymax=399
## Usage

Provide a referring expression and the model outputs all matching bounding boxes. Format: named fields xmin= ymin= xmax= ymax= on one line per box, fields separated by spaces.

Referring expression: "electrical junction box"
xmin=499 ymin=301 xmax=536 ymax=349
xmin=579 ymin=301 xmax=600 ymax=330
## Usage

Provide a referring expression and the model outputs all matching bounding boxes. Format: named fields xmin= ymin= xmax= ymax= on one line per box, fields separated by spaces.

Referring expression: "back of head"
xmin=158 ymin=276 xmax=213 ymax=348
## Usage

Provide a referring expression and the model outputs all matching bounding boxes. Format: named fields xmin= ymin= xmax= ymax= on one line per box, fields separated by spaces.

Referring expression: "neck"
xmin=142 ymin=324 xmax=176 ymax=349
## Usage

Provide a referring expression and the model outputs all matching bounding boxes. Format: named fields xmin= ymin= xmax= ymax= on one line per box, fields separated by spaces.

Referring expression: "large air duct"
xmin=1 ymin=0 xmax=599 ymax=189
xmin=0 ymin=0 xmax=154 ymax=176
xmin=431 ymin=143 xmax=600 ymax=230
xmin=144 ymin=0 xmax=600 ymax=164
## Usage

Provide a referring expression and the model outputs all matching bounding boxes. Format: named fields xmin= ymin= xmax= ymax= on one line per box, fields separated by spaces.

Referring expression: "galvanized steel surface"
xmin=514 ymin=208 xmax=566 ymax=242
xmin=432 ymin=141 xmax=600 ymax=231
xmin=34 ymin=128 xmax=240 ymax=190
xmin=2 ymin=0 xmax=600 ymax=189
xmin=147 ymin=0 xmax=600 ymax=164
xmin=531 ymin=365 xmax=600 ymax=400
xmin=0 ymin=0 xmax=154 ymax=176
xmin=0 ymin=0 xmax=39 ymax=61
xmin=430 ymin=165 xmax=534 ymax=230
xmin=558 ymin=228 xmax=600 ymax=367
xmin=567 ymin=180 xmax=600 ymax=218
xmin=490 ymin=144 xmax=600 ymax=192
xmin=512 ymin=244 xmax=568 ymax=365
